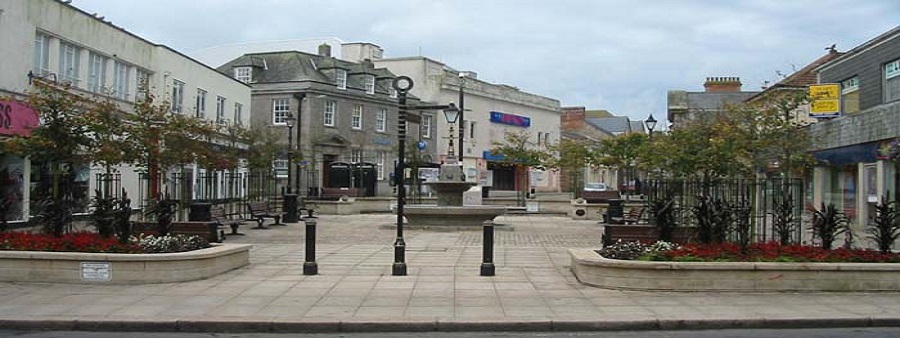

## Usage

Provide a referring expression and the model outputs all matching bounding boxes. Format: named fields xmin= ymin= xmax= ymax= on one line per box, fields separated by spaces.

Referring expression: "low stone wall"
xmin=0 ymin=244 xmax=251 ymax=284
xmin=570 ymin=248 xmax=900 ymax=291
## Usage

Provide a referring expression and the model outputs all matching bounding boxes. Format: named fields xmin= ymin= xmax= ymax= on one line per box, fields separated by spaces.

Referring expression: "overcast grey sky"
xmin=73 ymin=0 xmax=899 ymax=124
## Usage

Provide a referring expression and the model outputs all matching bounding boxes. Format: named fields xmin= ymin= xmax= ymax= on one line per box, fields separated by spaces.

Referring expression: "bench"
xmin=582 ymin=190 xmax=621 ymax=203
xmin=245 ymin=201 xmax=284 ymax=229
xmin=133 ymin=221 xmax=222 ymax=243
xmin=320 ymin=187 xmax=360 ymax=200
xmin=211 ymin=205 xmax=246 ymax=236
xmin=624 ymin=207 xmax=646 ymax=224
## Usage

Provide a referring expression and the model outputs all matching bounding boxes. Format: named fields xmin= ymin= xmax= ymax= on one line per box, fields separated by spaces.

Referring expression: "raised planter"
xmin=0 ymin=244 xmax=251 ymax=284
xmin=570 ymin=248 xmax=900 ymax=291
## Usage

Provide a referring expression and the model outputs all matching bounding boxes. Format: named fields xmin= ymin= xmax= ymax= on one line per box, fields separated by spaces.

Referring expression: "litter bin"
xmin=606 ymin=199 xmax=624 ymax=224
xmin=283 ymin=194 xmax=299 ymax=223
xmin=482 ymin=186 xmax=490 ymax=198
xmin=188 ymin=203 xmax=212 ymax=222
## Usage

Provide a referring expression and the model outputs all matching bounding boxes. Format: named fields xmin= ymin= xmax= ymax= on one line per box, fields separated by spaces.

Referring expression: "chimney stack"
xmin=318 ymin=43 xmax=332 ymax=57
xmin=561 ymin=107 xmax=586 ymax=130
xmin=703 ymin=77 xmax=742 ymax=92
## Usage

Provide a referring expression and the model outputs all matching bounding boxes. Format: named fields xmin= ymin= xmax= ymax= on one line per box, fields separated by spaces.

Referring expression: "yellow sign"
xmin=809 ymin=84 xmax=839 ymax=100
xmin=809 ymin=83 xmax=841 ymax=117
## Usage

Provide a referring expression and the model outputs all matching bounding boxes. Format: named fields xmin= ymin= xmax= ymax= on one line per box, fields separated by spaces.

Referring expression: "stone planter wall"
xmin=0 ymin=244 xmax=251 ymax=284
xmin=570 ymin=248 xmax=900 ymax=291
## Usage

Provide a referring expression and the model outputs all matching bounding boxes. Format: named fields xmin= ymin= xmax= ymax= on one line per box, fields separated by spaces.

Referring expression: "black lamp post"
xmin=644 ymin=114 xmax=657 ymax=139
xmin=457 ymin=72 xmax=467 ymax=162
xmin=392 ymin=76 xmax=459 ymax=276
xmin=285 ymin=113 xmax=296 ymax=193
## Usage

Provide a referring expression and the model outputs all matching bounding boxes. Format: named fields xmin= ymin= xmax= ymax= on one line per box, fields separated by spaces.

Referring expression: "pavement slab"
xmin=1 ymin=214 xmax=900 ymax=332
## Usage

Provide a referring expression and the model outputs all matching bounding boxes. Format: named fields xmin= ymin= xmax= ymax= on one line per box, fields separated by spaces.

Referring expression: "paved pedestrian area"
xmin=1 ymin=214 xmax=900 ymax=332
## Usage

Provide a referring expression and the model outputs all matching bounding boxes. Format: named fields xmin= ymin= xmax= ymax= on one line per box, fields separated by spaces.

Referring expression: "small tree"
xmin=870 ymin=197 xmax=900 ymax=254
xmin=810 ymin=202 xmax=849 ymax=250
xmin=490 ymin=131 xmax=552 ymax=206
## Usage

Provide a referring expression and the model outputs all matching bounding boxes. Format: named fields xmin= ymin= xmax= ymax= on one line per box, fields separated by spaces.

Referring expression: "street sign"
xmin=405 ymin=111 xmax=422 ymax=124
xmin=809 ymin=83 xmax=840 ymax=118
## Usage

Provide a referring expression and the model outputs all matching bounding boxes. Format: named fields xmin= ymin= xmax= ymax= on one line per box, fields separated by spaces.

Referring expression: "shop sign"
xmin=489 ymin=111 xmax=531 ymax=127
xmin=0 ymin=100 xmax=39 ymax=136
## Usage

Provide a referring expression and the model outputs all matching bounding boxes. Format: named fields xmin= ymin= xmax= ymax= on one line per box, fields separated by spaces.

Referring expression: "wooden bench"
xmin=133 ymin=221 xmax=222 ymax=243
xmin=211 ymin=205 xmax=246 ymax=236
xmin=320 ymin=187 xmax=360 ymax=200
xmin=582 ymin=190 xmax=621 ymax=203
xmin=624 ymin=207 xmax=646 ymax=224
xmin=245 ymin=201 xmax=284 ymax=229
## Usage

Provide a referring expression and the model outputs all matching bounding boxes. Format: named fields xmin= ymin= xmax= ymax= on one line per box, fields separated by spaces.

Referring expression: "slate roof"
xmin=586 ymin=116 xmax=633 ymax=134
xmin=218 ymin=50 xmax=397 ymax=95
xmin=686 ymin=92 xmax=758 ymax=111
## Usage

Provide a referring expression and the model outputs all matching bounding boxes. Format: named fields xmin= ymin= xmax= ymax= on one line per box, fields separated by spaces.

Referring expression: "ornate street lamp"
xmin=443 ymin=103 xmax=461 ymax=161
xmin=644 ymin=114 xmax=657 ymax=138
xmin=284 ymin=113 xmax=297 ymax=194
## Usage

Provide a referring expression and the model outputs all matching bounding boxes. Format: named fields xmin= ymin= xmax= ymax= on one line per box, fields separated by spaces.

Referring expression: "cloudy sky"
xmin=73 ymin=0 xmax=898 ymax=125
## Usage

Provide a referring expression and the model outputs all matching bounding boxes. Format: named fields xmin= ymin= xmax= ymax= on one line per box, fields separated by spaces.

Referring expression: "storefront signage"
xmin=809 ymin=84 xmax=841 ymax=118
xmin=0 ymin=100 xmax=39 ymax=136
xmin=489 ymin=111 xmax=531 ymax=127
xmin=482 ymin=150 xmax=506 ymax=161
xmin=372 ymin=137 xmax=392 ymax=146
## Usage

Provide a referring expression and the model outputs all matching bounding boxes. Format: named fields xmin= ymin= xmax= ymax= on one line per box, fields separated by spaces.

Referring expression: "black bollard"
xmin=302 ymin=209 xmax=318 ymax=275
xmin=480 ymin=222 xmax=495 ymax=276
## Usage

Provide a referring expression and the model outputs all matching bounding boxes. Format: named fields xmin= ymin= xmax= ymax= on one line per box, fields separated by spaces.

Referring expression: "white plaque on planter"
xmin=81 ymin=262 xmax=111 ymax=281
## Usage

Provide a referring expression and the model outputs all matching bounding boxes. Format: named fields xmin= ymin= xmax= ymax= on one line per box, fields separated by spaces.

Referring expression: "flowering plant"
xmin=0 ymin=231 xmax=210 ymax=254
xmin=643 ymin=241 xmax=900 ymax=263
xmin=596 ymin=239 xmax=679 ymax=260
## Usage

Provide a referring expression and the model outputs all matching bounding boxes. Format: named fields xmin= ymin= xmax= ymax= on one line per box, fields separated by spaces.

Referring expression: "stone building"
xmin=808 ymin=26 xmax=900 ymax=230
xmin=217 ymin=45 xmax=435 ymax=197
xmin=0 ymin=0 xmax=250 ymax=222
xmin=667 ymin=77 xmax=760 ymax=128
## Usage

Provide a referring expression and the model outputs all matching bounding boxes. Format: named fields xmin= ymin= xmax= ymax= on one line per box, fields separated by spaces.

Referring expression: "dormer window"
xmin=364 ymin=75 xmax=375 ymax=94
xmin=234 ymin=67 xmax=252 ymax=83
xmin=335 ymin=69 xmax=347 ymax=90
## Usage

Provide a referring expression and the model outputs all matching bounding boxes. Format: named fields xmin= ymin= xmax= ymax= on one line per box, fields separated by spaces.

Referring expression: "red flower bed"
xmin=655 ymin=241 xmax=900 ymax=263
xmin=0 ymin=232 xmax=140 ymax=253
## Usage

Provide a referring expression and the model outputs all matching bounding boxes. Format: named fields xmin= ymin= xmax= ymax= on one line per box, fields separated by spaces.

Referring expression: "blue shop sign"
xmin=483 ymin=150 xmax=506 ymax=161
xmin=490 ymin=111 xmax=530 ymax=127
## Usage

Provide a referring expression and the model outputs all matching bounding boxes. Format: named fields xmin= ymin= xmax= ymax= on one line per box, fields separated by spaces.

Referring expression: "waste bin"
xmin=482 ymin=186 xmax=490 ymax=198
xmin=606 ymin=199 xmax=624 ymax=224
xmin=188 ymin=203 xmax=212 ymax=222
xmin=283 ymin=194 xmax=299 ymax=223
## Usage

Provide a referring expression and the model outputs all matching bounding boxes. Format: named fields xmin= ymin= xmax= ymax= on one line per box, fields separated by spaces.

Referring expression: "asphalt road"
xmin=2 ymin=328 xmax=900 ymax=338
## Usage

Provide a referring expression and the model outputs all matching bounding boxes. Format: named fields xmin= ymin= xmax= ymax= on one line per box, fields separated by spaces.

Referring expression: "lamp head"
xmin=644 ymin=114 xmax=657 ymax=132
xmin=443 ymin=103 xmax=460 ymax=123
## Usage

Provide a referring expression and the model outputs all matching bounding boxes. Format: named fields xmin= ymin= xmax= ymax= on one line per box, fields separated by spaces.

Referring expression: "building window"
xmin=171 ymin=79 xmax=185 ymax=113
xmin=364 ymin=75 xmax=375 ymax=94
xmin=58 ymin=41 xmax=81 ymax=86
xmin=234 ymin=102 xmax=243 ymax=126
xmin=324 ymin=100 xmax=336 ymax=126
xmin=87 ymin=53 xmax=108 ymax=93
xmin=273 ymin=159 xmax=288 ymax=178
xmin=216 ymin=96 xmax=226 ymax=123
xmin=376 ymin=108 xmax=386 ymax=132
xmin=376 ymin=151 xmax=385 ymax=180
xmin=885 ymin=59 xmax=900 ymax=103
xmin=335 ymin=69 xmax=347 ymax=90
xmin=234 ymin=67 xmax=252 ymax=83
xmin=272 ymin=98 xmax=291 ymax=124
xmin=422 ymin=115 xmax=432 ymax=138
xmin=33 ymin=33 xmax=50 ymax=76
xmin=352 ymin=105 xmax=363 ymax=129
xmin=195 ymin=89 xmax=207 ymax=118
xmin=469 ymin=120 xmax=476 ymax=139
xmin=389 ymin=87 xmax=397 ymax=99
xmin=351 ymin=149 xmax=363 ymax=163
xmin=840 ymin=76 xmax=860 ymax=114
xmin=136 ymin=69 xmax=150 ymax=101
xmin=113 ymin=61 xmax=130 ymax=100
xmin=537 ymin=132 xmax=542 ymax=146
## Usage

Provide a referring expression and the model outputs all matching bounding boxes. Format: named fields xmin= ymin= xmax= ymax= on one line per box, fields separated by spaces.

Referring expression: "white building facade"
xmin=0 ymin=0 xmax=250 ymax=221
xmin=343 ymin=44 xmax=562 ymax=194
